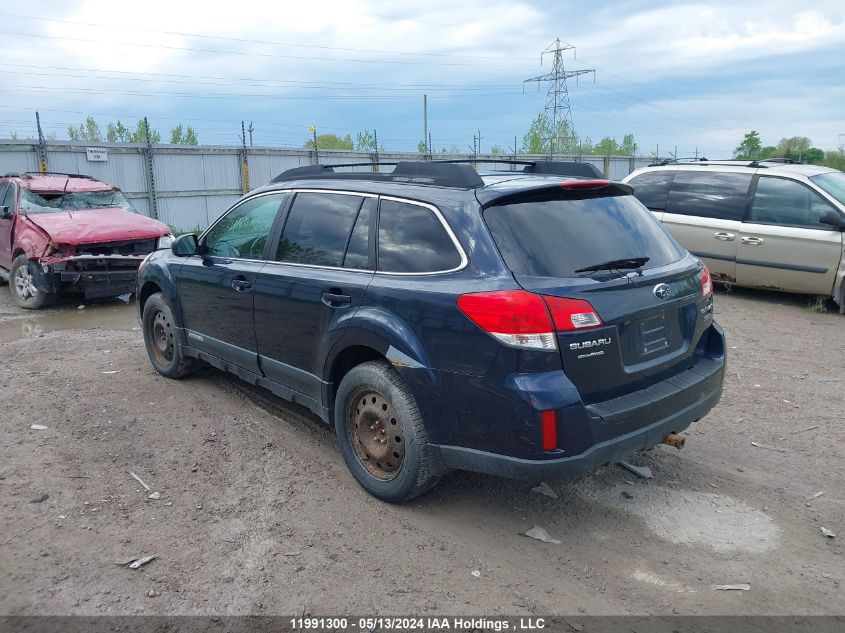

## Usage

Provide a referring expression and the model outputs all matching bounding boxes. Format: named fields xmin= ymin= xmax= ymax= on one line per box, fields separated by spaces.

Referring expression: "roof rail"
xmin=21 ymin=171 xmax=97 ymax=179
xmin=647 ymin=157 xmax=710 ymax=167
xmin=748 ymin=157 xmax=800 ymax=167
xmin=271 ymin=159 xmax=604 ymax=188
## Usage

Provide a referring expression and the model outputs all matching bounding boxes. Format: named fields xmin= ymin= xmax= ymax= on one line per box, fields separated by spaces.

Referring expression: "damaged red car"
xmin=0 ymin=172 xmax=172 ymax=308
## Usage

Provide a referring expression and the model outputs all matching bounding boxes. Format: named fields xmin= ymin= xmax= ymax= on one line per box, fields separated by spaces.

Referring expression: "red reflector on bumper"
xmin=541 ymin=410 xmax=557 ymax=451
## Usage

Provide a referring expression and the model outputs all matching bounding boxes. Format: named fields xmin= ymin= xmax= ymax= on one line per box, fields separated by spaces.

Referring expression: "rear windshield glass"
xmin=810 ymin=172 xmax=845 ymax=206
xmin=20 ymin=189 xmax=135 ymax=214
xmin=484 ymin=195 xmax=685 ymax=278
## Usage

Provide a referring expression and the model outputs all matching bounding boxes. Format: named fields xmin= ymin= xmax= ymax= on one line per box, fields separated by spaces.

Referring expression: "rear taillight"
xmin=542 ymin=296 xmax=603 ymax=331
xmin=541 ymin=410 xmax=558 ymax=451
xmin=701 ymin=264 xmax=713 ymax=299
xmin=456 ymin=290 xmax=603 ymax=350
xmin=456 ymin=290 xmax=557 ymax=350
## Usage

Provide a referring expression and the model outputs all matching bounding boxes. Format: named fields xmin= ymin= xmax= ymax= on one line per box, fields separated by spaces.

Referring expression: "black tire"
xmin=141 ymin=292 xmax=198 ymax=378
xmin=9 ymin=255 xmax=56 ymax=309
xmin=334 ymin=361 xmax=437 ymax=503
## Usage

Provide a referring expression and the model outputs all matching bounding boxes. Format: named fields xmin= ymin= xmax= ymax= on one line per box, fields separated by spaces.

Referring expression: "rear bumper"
xmin=425 ymin=322 xmax=726 ymax=480
xmin=430 ymin=381 xmax=721 ymax=480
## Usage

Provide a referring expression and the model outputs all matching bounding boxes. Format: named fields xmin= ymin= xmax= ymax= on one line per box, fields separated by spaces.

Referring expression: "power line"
xmin=0 ymin=29 xmax=533 ymax=68
xmin=0 ymin=66 xmax=518 ymax=92
xmin=0 ymin=12 xmax=535 ymax=61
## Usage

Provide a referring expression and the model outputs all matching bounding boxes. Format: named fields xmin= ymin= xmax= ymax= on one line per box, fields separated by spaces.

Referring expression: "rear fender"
xmin=323 ymin=306 xmax=438 ymax=392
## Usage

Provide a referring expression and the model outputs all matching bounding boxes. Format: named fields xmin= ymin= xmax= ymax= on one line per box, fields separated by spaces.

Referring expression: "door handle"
xmin=231 ymin=278 xmax=253 ymax=292
xmin=740 ymin=236 xmax=765 ymax=245
xmin=713 ymin=232 xmax=736 ymax=241
xmin=321 ymin=291 xmax=352 ymax=307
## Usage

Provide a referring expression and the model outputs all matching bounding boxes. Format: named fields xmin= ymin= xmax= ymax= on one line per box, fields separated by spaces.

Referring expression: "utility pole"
xmin=240 ymin=121 xmax=250 ymax=193
xmin=524 ymin=38 xmax=595 ymax=155
xmin=476 ymin=129 xmax=482 ymax=155
xmin=373 ymin=129 xmax=380 ymax=172
xmin=309 ymin=125 xmax=318 ymax=164
xmin=143 ymin=116 xmax=158 ymax=219
xmin=423 ymin=94 xmax=428 ymax=155
xmin=34 ymin=111 xmax=48 ymax=174
xmin=428 ymin=133 xmax=432 ymax=159
xmin=247 ymin=121 xmax=254 ymax=146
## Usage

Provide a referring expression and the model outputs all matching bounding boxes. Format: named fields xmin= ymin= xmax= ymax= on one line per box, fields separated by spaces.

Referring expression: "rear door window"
xmin=377 ymin=199 xmax=462 ymax=273
xmin=749 ymin=177 xmax=837 ymax=229
xmin=276 ymin=192 xmax=364 ymax=267
xmin=484 ymin=195 xmax=685 ymax=278
xmin=627 ymin=171 xmax=675 ymax=210
xmin=665 ymin=171 xmax=752 ymax=220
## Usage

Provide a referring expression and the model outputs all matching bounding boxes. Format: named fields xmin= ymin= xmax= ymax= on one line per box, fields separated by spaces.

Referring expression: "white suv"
xmin=623 ymin=160 xmax=845 ymax=312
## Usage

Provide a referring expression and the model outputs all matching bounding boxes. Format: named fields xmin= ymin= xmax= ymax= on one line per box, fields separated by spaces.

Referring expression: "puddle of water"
xmin=0 ymin=298 xmax=137 ymax=343
xmin=585 ymin=485 xmax=780 ymax=554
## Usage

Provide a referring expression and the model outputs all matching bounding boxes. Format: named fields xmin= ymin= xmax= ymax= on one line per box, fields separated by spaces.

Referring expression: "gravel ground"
xmin=0 ymin=286 xmax=842 ymax=616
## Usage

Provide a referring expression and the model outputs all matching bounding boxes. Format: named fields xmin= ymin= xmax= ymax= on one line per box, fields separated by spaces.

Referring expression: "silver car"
xmin=623 ymin=160 xmax=845 ymax=312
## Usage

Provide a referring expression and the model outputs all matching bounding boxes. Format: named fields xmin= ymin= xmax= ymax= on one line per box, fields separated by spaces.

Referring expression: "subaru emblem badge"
xmin=653 ymin=283 xmax=672 ymax=300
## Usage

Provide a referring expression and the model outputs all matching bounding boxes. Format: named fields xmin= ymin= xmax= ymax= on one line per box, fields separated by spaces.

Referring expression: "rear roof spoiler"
xmin=476 ymin=180 xmax=633 ymax=207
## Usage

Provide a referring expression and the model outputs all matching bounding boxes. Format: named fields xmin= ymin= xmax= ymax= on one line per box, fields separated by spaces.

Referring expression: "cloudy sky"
xmin=1 ymin=0 xmax=843 ymax=157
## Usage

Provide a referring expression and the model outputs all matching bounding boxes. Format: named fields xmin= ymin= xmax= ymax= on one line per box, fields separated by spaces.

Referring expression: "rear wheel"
xmin=142 ymin=292 xmax=198 ymax=378
xmin=9 ymin=255 xmax=56 ymax=309
xmin=334 ymin=361 xmax=437 ymax=503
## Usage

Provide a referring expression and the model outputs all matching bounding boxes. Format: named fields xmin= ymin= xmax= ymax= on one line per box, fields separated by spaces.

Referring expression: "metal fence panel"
xmin=0 ymin=141 xmax=655 ymax=231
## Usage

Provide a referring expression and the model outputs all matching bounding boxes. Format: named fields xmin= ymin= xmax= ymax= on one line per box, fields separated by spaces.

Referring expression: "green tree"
xmin=128 ymin=118 xmax=161 ymax=144
xmin=620 ymin=133 xmax=638 ymax=156
xmin=354 ymin=130 xmax=377 ymax=151
xmin=106 ymin=121 xmax=131 ymax=143
xmin=521 ymin=112 xmax=553 ymax=154
xmin=592 ymin=136 xmax=620 ymax=155
xmin=184 ymin=126 xmax=198 ymax=145
xmin=490 ymin=144 xmax=508 ymax=155
xmin=170 ymin=124 xmax=185 ymax=144
xmin=803 ymin=147 xmax=825 ymax=164
xmin=417 ymin=139 xmax=428 ymax=154
xmin=304 ymin=133 xmax=353 ymax=150
xmin=773 ymin=136 xmax=812 ymax=161
xmin=67 ymin=116 xmax=102 ymax=142
xmin=734 ymin=130 xmax=763 ymax=159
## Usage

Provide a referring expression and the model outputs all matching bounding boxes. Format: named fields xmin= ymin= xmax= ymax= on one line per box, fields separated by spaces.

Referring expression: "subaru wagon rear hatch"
xmin=480 ymin=182 xmax=713 ymax=404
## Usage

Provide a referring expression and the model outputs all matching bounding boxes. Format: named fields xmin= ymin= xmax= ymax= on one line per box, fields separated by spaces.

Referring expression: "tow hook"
xmin=662 ymin=432 xmax=685 ymax=449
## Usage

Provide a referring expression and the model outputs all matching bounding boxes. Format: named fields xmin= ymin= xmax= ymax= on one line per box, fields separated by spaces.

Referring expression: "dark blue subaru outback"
xmin=137 ymin=161 xmax=725 ymax=502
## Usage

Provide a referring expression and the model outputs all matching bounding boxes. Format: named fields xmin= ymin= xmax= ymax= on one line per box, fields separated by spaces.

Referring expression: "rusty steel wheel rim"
xmin=149 ymin=309 xmax=174 ymax=365
xmin=347 ymin=389 xmax=405 ymax=481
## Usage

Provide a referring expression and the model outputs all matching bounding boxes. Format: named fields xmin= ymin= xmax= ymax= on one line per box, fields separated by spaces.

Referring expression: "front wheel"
xmin=334 ymin=361 xmax=437 ymax=503
xmin=9 ymin=255 xmax=56 ymax=309
xmin=141 ymin=292 xmax=198 ymax=378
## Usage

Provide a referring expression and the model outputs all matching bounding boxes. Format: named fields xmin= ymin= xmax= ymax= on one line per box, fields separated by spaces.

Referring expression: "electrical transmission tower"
xmin=524 ymin=39 xmax=595 ymax=154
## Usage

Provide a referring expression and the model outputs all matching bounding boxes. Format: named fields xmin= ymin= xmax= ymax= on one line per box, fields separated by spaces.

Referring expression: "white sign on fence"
xmin=85 ymin=147 xmax=108 ymax=162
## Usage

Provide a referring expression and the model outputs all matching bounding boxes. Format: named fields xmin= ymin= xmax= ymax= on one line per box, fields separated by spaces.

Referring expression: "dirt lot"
xmin=0 ymin=285 xmax=842 ymax=616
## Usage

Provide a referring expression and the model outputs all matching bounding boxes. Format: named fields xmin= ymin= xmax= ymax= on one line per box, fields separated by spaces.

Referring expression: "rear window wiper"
xmin=574 ymin=256 xmax=650 ymax=274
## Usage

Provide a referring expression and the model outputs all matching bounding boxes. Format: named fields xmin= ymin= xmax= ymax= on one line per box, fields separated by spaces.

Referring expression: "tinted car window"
xmin=628 ymin=171 xmax=675 ymax=210
xmin=665 ymin=171 xmax=752 ymax=220
xmin=377 ymin=199 xmax=461 ymax=273
xmin=1 ymin=183 xmax=15 ymax=211
xmin=276 ymin=192 xmax=363 ymax=267
xmin=343 ymin=197 xmax=376 ymax=270
xmin=811 ymin=172 xmax=845 ymax=206
xmin=749 ymin=177 xmax=836 ymax=228
xmin=0 ymin=184 xmax=9 ymax=212
xmin=203 ymin=193 xmax=287 ymax=259
xmin=484 ymin=195 xmax=685 ymax=278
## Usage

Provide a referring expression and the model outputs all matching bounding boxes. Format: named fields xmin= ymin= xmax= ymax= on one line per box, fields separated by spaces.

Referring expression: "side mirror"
xmin=0 ymin=206 xmax=10 ymax=219
xmin=172 ymin=233 xmax=198 ymax=256
xmin=819 ymin=209 xmax=845 ymax=230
